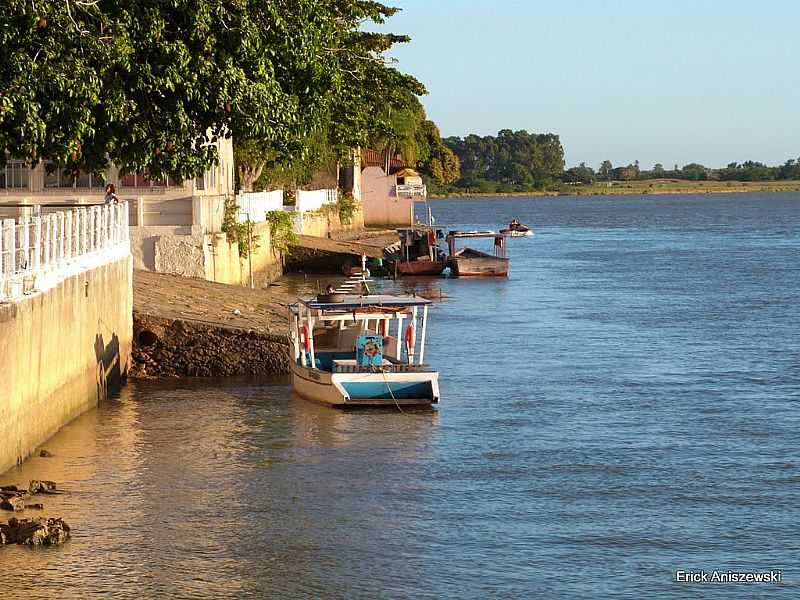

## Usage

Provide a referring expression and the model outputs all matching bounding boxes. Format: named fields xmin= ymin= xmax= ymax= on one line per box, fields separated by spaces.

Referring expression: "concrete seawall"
xmin=0 ymin=256 xmax=133 ymax=473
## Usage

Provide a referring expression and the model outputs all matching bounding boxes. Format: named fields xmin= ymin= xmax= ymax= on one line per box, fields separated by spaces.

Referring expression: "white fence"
xmin=236 ymin=189 xmax=284 ymax=223
xmin=295 ymin=188 xmax=338 ymax=213
xmin=0 ymin=202 xmax=129 ymax=300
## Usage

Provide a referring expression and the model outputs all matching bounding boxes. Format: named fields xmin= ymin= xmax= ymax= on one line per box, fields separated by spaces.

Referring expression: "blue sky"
xmin=375 ymin=0 xmax=800 ymax=170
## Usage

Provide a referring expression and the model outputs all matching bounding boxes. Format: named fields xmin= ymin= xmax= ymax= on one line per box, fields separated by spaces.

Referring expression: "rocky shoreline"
xmin=132 ymin=312 xmax=289 ymax=378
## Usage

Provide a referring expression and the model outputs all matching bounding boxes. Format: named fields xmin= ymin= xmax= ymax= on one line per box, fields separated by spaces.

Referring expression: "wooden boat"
xmin=448 ymin=247 xmax=509 ymax=276
xmin=446 ymin=231 xmax=509 ymax=277
xmin=396 ymin=257 xmax=446 ymax=276
xmin=288 ymin=292 xmax=440 ymax=407
xmin=391 ymin=226 xmax=446 ymax=277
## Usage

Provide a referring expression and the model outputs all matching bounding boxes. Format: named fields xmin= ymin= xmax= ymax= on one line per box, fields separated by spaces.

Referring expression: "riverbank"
xmin=131 ymin=271 xmax=294 ymax=378
xmin=429 ymin=178 xmax=800 ymax=198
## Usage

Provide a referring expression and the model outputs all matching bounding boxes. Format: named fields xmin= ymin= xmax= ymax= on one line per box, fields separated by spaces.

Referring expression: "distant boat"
xmin=499 ymin=222 xmax=534 ymax=237
xmin=446 ymin=231 xmax=509 ymax=277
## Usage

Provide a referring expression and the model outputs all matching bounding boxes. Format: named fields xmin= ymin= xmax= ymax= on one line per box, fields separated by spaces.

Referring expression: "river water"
xmin=2 ymin=193 xmax=799 ymax=599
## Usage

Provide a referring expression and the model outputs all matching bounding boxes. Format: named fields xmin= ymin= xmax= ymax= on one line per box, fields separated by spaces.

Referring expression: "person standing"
xmin=104 ymin=183 xmax=119 ymax=205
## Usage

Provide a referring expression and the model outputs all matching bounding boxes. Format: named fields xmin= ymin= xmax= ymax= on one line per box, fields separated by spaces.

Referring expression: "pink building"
xmin=359 ymin=149 xmax=426 ymax=227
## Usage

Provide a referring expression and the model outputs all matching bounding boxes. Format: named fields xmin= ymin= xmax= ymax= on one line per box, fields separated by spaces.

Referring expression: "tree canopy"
xmin=441 ymin=129 xmax=564 ymax=193
xmin=0 ymin=0 xmax=432 ymax=184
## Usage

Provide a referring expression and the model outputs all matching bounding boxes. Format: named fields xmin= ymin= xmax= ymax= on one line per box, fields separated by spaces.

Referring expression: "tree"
xmin=599 ymin=160 xmax=613 ymax=180
xmin=0 ymin=1 xmax=427 ymax=185
xmin=563 ymin=162 xmax=595 ymax=184
xmin=443 ymin=130 xmax=564 ymax=189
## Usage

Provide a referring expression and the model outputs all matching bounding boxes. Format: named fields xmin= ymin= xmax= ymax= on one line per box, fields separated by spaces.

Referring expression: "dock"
xmin=291 ymin=234 xmax=386 ymax=259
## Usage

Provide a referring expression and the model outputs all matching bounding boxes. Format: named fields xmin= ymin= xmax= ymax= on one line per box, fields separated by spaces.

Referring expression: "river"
xmin=2 ymin=193 xmax=798 ymax=598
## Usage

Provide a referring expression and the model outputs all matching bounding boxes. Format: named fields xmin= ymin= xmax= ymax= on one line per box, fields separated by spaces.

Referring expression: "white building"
xmin=0 ymin=137 xmax=234 ymax=233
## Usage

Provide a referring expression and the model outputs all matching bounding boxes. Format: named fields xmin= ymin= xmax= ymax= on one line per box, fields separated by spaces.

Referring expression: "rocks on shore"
xmin=131 ymin=313 xmax=289 ymax=378
xmin=0 ymin=480 xmax=59 ymax=513
xmin=0 ymin=517 xmax=70 ymax=546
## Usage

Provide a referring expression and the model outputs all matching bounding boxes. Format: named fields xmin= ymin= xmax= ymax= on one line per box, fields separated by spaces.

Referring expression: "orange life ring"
xmin=405 ymin=323 xmax=415 ymax=351
xmin=300 ymin=324 xmax=311 ymax=351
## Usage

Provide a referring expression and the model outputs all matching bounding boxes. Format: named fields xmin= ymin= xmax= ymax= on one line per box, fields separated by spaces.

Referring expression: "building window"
xmin=0 ymin=161 xmax=29 ymax=189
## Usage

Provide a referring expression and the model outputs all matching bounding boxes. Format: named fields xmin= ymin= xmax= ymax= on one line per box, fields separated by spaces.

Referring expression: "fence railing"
xmin=236 ymin=189 xmax=284 ymax=223
xmin=295 ymin=188 xmax=338 ymax=213
xmin=0 ymin=202 xmax=129 ymax=300
xmin=395 ymin=184 xmax=427 ymax=198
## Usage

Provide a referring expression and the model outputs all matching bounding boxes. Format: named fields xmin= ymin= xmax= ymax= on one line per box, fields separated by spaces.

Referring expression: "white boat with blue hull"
xmin=289 ymin=294 xmax=440 ymax=407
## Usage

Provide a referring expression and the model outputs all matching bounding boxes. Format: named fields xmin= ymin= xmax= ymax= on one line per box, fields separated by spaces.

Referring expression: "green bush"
xmin=267 ymin=210 xmax=298 ymax=254
xmin=221 ymin=197 xmax=259 ymax=258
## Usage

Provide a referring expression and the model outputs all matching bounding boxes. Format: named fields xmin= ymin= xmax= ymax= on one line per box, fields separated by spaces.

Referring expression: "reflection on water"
xmin=2 ymin=193 xmax=800 ymax=599
xmin=0 ymin=378 xmax=440 ymax=599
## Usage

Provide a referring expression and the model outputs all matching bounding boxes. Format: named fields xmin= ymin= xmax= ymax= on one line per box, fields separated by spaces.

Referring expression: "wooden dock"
xmin=291 ymin=234 xmax=387 ymax=258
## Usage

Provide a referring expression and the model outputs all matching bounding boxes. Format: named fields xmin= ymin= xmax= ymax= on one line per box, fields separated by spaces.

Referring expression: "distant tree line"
xmin=564 ymin=158 xmax=800 ymax=184
xmin=432 ymin=130 xmax=564 ymax=194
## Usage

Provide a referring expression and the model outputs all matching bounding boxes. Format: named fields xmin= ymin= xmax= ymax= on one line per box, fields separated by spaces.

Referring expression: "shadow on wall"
xmin=94 ymin=332 xmax=123 ymax=403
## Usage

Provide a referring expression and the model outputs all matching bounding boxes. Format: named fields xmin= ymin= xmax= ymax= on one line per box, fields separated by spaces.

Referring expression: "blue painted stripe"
xmin=341 ymin=381 xmax=432 ymax=400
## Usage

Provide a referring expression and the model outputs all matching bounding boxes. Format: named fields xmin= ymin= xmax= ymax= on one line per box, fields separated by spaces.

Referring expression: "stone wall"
xmin=299 ymin=205 xmax=364 ymax=238
xmin=0 ymin=256 xmax=133 ymax=474
xmin=131 ymin=313 xmax=288 ymax=378
xmin=130 ymin=220 xmax=283 ymax=288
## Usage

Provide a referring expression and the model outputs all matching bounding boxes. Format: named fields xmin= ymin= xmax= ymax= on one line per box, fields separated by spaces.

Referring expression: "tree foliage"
xmin=442 ymin=130 xmax=564 ymax=192
xmin=0 ymin=0 xmax=427 ymax=184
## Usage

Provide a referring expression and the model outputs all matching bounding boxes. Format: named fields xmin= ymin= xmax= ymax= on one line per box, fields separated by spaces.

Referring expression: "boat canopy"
xmin=297 ymin=294 xmax=431 ymax=312
xmin=447 ymin=230 xmax=503 ymax=239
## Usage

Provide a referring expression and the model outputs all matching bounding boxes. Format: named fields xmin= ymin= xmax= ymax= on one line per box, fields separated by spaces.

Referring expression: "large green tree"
xmin=1 ymin=0 xmax=415 ymax=183
xmin=443 ymin=130 xmax=564 ymax=190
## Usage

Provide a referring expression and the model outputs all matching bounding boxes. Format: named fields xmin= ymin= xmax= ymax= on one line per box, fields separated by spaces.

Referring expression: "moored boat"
xmin=390 ymin=226 xmax=447 ymax=276
xmin=446 ymin=231 xmax=509 ymax=277
xmin=288 ymin=292 xmax=440 ymax=407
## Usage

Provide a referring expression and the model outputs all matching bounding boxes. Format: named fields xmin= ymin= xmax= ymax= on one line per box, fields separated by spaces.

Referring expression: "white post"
xmin=1 ymin=219 xmax=14 ymax=276
xmin=395 ymin=314 xmax=405 ymax=359
xmin=20 ymin=216 xmax=30 ymax=272
xmin=42 ymin=214 xmax=51 ymax=269
xmin=308 ymin=316 xmax=316 ymax=369
xmin=73 ymin=208 xmax=81 ymax=257
xmin=65 ymin=211 xmax=73 ymax=259
xmin=58 ymin=211 xmax=65 ymax=266
xmin=33 ymin=216 xmax=41 ymax=272
xmin=81 ymin=207 xmax=88 ymax=254
xmin=418 ymin=305 xmax=429 ymax=365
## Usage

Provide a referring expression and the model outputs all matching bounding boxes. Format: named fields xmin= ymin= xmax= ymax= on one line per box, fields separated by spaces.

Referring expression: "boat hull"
xmin=448 ymin=255 xmax=509 ymax=277
xmin=290 ymin=360 xmax=440 ymax=408
xmin=395 ymin=259 xmax=446 ymax=276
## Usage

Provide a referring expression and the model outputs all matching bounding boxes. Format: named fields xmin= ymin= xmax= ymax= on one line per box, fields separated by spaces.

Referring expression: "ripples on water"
xmin=2 ymin=193 xmax=799 ymax=599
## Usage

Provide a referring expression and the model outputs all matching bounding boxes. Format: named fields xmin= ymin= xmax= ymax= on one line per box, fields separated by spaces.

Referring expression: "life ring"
xmin=300 ymin=324 xmax=311 ymax=351
xmin=404 ymin=323 xmax=415 ymax=351
xmin=378 ymin=319 xmax=387 ymax=336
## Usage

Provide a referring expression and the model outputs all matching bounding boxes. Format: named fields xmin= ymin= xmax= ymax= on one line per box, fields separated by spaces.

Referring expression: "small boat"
xmin=288 ymin=290 xmax=440 ymax=408
xmin=499 ymin=222 xmax=533 ymax=237
xmin=446 ymin=231 xmax=509 ymax=277
xmin=390 ymin=227 xmax=446 ymax=277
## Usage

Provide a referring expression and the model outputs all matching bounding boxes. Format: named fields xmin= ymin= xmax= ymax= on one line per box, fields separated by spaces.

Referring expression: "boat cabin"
xmin=288 ymin=294 xmax=440 ymax=406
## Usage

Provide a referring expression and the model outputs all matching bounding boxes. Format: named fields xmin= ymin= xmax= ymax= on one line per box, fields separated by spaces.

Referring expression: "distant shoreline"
xmin=428 ymin=179 xmax=800 ymax=199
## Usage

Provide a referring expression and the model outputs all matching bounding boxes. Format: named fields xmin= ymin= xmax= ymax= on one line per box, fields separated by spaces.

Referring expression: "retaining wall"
xmin=0 ymin=255 xmax=133 ymax=473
